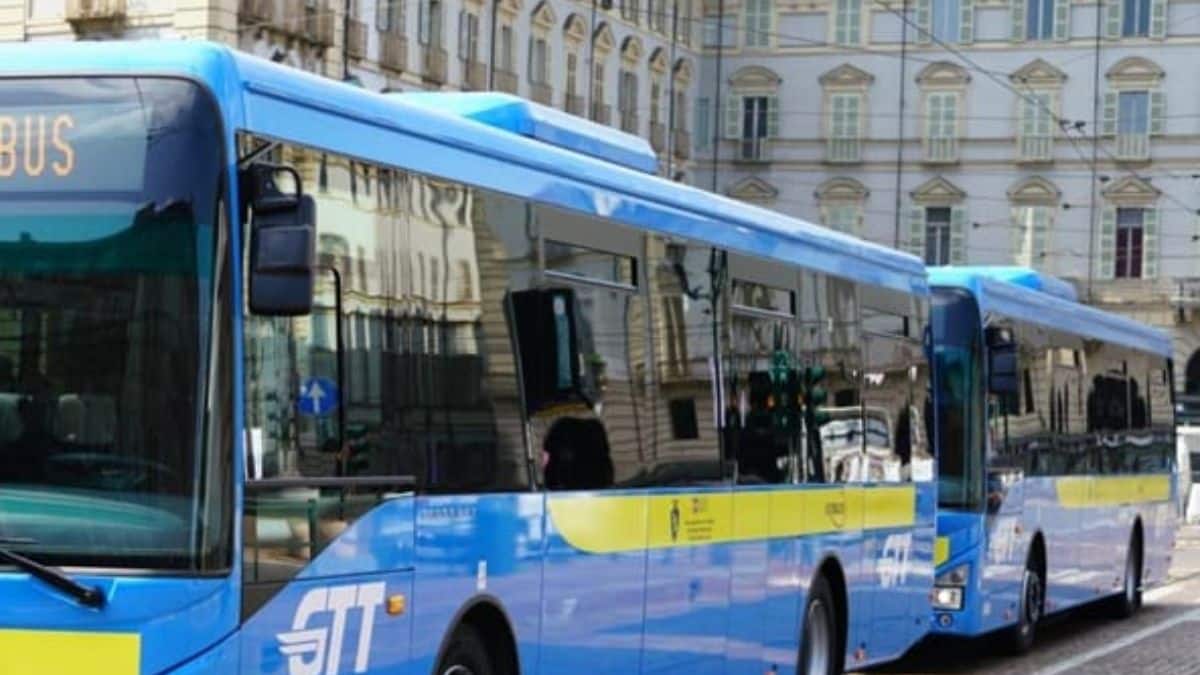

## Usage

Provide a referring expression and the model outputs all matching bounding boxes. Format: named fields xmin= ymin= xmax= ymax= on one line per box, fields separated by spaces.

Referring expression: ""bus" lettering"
xmin=0 ymin=114 xmax=75 ymax=179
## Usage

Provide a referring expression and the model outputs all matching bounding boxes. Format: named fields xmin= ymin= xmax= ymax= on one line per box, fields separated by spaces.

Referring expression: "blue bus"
xmin=928 ymin=266 xmax=1178 ymax=652
xmin=0 ymin=42 xmax=938 ymax=674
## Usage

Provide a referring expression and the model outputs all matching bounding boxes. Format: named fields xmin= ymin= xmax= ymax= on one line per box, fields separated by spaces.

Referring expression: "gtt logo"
xmin=277 ymin=582 xmax=385 ymax=675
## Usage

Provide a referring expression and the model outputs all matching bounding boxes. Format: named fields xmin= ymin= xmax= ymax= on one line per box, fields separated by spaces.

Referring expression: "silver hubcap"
xmin=805 ymin=598 xmax=831 ymax=675
xmin=443 ymin=666 xmax=474 ymax=675
xmin=1022 ymin=569 xmax=1042 ymax=632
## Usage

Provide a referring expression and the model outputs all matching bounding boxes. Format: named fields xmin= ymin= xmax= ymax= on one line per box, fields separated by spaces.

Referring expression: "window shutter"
xmin=830 ymin=95 xmax=843 ymax=141
xmin=1011 ymin=0 xmax=1026 ymax=41
xmin=696 ymin=97 xmax=711 ymax=150
xmin=834 ymin=0 xmax=847 ymax=44
xmin=758 ymin=0 xmax=773 ymax=47
xmin=766 ymin=95 xmax=780 ymax=137
xmin=1150 ymin=90 xmax=1166 ymax=134
xmin=916 ymin=0 xmax=932 ymax=43
xmin=1053 ymin=0 xmax=1070 ymax=40
xmin=724 ymin=94 xmax=742 ymax=139
xmin=925 ymin=93 xmax=941 ymax=152
xmin=376 ymin=0 xmax=390 ymax=31
xmin=959 ymin=0 xmax=975 ymax=43
xmin=848 ymin=0 xmax=862 ymax=44
xmin=908 ymin=207 xmax=927 ymax=257
xmin=1011 ymin=207 xmax=1027 ymax=264
xmin=950 ymin=206 xmax=968 ymax=264
xmin=1143 ymin=208 xmax=1160 ymax=278
xmin=1101 ymin=91 xmax=1118 ymax=135
xmin=1018 ymin=96 xmax=1034 ymax=155
xmin=1150 ymin=0 xmax=1167 ymax=38
xmin=1104 ymin=0 xmax=1121 ymax=38
xmin=1032 ymin=207 xmax=1050 ymax=266
xmin=418 ymin=0 xmax=429 ymax=44
xmin=848 ymin=95 xmax=861 ymax=141
xmin=527 ymin=37 xmax=535 ymax=79
xmin=1097 ymin=206 xmax=1116 ymax=280
xmin=458 ymin=11 xmax=468 ymax=59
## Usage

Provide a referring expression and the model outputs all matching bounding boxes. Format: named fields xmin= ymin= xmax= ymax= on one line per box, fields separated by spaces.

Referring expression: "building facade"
xmin=0 ymin=0 xmax=699 ymax=178
xmin=693 ymin=0 xmax=1200 ymax=390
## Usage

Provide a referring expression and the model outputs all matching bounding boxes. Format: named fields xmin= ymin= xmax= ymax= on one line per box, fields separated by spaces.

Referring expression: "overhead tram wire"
xmin=873 ymin=0 xmax=1199 ymax=221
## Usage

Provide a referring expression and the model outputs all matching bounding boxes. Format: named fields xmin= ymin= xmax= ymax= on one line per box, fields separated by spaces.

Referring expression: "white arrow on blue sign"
xmin=297 ymin=376 xmax=339 ymax=416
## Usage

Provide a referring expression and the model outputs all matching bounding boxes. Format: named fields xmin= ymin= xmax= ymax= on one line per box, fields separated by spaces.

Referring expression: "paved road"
xmin=869 ymin=524 xmax=1200 ymax=674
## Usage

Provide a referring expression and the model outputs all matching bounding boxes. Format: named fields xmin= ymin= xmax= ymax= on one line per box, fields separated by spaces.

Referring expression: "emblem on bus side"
xmin=277 ymin=582 xmax=386 ymax=675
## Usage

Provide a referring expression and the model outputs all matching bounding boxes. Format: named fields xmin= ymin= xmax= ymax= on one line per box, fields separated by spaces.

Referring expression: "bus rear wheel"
xmin=437 ymin=624 xmax=493 ymax=675
xmin=1007 ymin=560 xmax=1043 ymax=655
xmin=1111 ymin=530 xmax=1143 ymax=619
xmin=800 ymin=574 xmax=841 ymax=675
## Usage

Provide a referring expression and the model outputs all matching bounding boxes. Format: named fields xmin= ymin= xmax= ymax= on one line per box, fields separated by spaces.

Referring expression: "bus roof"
xmin=929 ymin=266 xmax=1173 ymax=358
xmin=0 ymin=40 xmax=928 ymax=296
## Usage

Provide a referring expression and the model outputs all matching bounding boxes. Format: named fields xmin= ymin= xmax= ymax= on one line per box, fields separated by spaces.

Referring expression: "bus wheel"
xmin=1007 ymin=561 xmax=1043 ymax=655
xmin=1111 ymin=529 xmax=1143 ymax=619
xmin=437 ymin=624 xmax=492 ymax=675
xmin=800 ymin=574 xmax=839 ymax=675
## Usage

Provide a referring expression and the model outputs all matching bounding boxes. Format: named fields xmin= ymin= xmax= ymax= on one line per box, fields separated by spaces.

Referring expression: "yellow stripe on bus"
xmin=934 ymin=536 xmax=950 ymax=567
xmin=1054 ymin=475 xmax=1171 ymax=509
xmin=0 ymin=630 xmax=139 ymax=674
xmin=547 ymin=485 xmax=916 ymax=555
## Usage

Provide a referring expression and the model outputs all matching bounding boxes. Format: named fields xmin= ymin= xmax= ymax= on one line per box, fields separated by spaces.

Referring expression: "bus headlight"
xmin=932 ymin=586 xmax=964 ymax=611
xmin=933 ymin=563 xmax=969 ymax=611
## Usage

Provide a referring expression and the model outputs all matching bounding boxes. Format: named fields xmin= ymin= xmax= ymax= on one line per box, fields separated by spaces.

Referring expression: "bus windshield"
xmin=932 ymin=287 xmax=985 ymax=511
xmin=0 ymin=78 xmax=228 ymax=571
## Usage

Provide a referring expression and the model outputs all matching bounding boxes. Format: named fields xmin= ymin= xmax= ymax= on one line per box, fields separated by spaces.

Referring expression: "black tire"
xmin=799 ymin=574 xmax=843 ymax=675
xmin=436 ymin=624 xmax=493 ymax=675
xmin=1006 ymin=556 xmax=1044 ymax=655
xmin=1110 ymin=530 xmax=1143 ymax=619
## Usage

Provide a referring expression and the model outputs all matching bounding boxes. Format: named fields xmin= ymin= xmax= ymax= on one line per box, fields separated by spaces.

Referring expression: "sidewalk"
xmin=1170 ymin=523 xmax=1200 ymax=580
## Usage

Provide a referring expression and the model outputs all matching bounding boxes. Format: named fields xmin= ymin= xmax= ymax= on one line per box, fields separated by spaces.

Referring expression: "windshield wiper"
xmin=0 ymin=540 xmax=106 ymax=608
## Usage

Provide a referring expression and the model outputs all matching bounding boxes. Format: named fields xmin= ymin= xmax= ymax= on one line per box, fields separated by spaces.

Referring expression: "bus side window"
xmin=862 ymin=295 xmax=928 ymax=484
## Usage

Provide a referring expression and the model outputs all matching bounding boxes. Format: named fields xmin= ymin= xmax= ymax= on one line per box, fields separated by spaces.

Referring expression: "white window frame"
xmin=828 ymin=92 xmax=863 ymax=163
xmin=923 ymin=91 xmax=959 ymax=162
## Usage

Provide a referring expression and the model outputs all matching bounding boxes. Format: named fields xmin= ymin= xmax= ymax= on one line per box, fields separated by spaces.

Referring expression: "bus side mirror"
xmin=245 ymin=165 xmax=317 ymax=316
xmin=988 ymin=343 xmax=1018 ymax=395
xmin=507 ymin=287 xmax=590 ymax=418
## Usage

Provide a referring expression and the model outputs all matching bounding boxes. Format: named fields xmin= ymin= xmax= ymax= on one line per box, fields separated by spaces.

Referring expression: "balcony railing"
xmin=494 ymin=69 xmax=518 ymax=94
xmin=530 ymin=82 xmax=553 ymax=105
xmin=827 ymin=137 xmax=861 ymax=163
xmin=923 ymin=137 xmax=958 ymax=163
xmin=736 ymin=137 xmax=771 ymax=163
xmin=238 ymin=0 xmax=273 ymax=24
xmin=305 ymin=2 xmax=335 ymax=46
xmin=380 ymin=32 xmax=407 ymax=73
xmin=565 ymin=93 xmax=585 ymax=116
xmin=422 ymin=46 xmax=447 ymax=84
xmin=673 ymin=129 xmax=691 ymax=159
xmin=346 ymin=18 xmax=367 ymax=59
xmin=462 ymin=59 xmax=486 ymax=91
xmin=650 ymin=122 xmax=666 ymax=152
xmin=1116 ymin=133 xmax=1150 ymax=161
xmin=66 ymin=0 xmax=125 ymax=29
xmin=620 ymin=110 xmax=638 ymax=134
xmin=1018 ymin=135 xmax=1053 ymax=162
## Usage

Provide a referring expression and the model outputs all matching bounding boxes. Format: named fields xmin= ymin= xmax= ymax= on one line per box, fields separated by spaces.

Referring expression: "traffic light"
xmin=344 ymin=423 xmax=370 ymax=475
xmin=802 ymin=364 xmax=829 ymax=428
xmin=800 ymin=363 xmax=828 ymax=483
